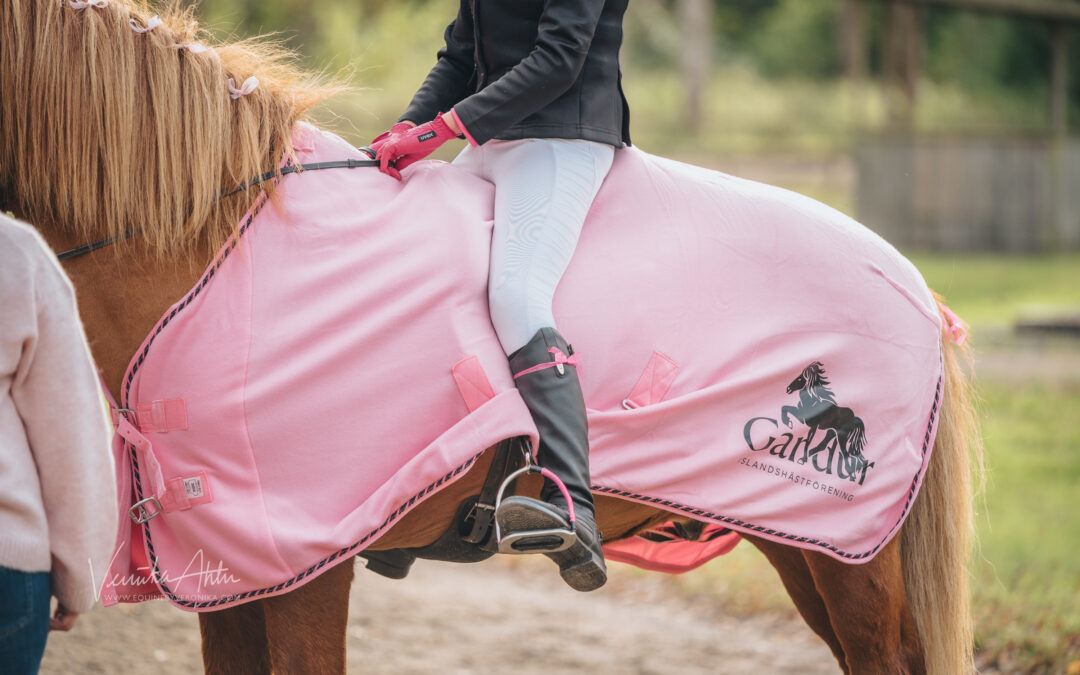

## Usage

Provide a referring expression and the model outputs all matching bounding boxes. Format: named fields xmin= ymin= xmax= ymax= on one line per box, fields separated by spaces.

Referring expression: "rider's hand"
xmin=369 ymin=121 xmax=414 ymax=156
xmin=50 ymin=603 xmax=79 ymax=631
xmin=376 ymin=113 xmax=458 ymax=180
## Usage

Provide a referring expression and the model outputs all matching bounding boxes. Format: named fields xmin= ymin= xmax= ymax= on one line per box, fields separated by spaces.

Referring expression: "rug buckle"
xmin=129 ymin=496 xmax=162 ymax=524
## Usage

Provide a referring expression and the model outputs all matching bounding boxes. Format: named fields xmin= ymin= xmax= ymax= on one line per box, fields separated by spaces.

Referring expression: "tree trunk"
xmin=1049 ymin=22 xmax=1069 ymax=135
xmin=882 ymin=1 xmax=922 ymax=130
xmin=680 ymin=0 xmax=711 ymax=133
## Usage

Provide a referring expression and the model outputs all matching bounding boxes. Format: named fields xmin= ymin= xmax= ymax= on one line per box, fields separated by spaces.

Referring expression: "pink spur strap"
xmin=537 ymin=466 xmax=577 ymax=525
xmin=513 ymin=347 xmax=581 ymax=379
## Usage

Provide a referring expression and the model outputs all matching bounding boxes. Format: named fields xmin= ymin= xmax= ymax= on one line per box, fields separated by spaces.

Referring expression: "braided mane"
xmin=0 ymin=0 xmax=341 ymax=257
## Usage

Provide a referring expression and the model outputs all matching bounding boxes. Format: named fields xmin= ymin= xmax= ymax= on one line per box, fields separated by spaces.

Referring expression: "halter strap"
xmin=56 ymin=153 xmax=379 ymax=262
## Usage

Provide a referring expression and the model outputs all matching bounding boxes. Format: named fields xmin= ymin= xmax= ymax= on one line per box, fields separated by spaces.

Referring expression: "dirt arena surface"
xmin=39 ymin=556 xmax=837 ymax=674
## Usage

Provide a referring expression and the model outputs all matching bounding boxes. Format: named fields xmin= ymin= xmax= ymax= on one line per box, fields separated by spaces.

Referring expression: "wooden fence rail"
xmin=855 ymin=135 xmax=1080 ymax=252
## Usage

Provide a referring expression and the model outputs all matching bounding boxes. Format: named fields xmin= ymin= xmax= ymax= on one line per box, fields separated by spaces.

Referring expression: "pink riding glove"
xmin=369 ymin=122 xmax=413 ymax=155
xmin=377 ymin=113 xmax=458 ymax=180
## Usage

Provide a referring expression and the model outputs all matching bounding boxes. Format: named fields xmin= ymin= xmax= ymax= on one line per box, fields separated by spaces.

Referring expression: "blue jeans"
xmin=0 ymin=565 xmax=50 ymax=675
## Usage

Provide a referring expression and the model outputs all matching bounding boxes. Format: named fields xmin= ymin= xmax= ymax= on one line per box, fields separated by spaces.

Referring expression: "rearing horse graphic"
xmin=781 ymin=362 xmax=870 ymax=480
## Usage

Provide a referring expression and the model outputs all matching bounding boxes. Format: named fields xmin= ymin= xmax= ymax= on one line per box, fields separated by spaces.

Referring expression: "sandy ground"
xmin=39 ymin=556 xmax=837 ymax=674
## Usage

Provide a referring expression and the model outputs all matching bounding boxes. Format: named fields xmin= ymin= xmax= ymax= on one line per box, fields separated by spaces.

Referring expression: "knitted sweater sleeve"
xmin=9 ymin=225 xmax=116 ymax=613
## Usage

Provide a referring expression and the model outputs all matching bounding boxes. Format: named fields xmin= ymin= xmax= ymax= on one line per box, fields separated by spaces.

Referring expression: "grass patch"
xmin=971 ymin=380 xmax=1080 ymax=672
xmin=908 ymin=253 xmax=1080 ymax=331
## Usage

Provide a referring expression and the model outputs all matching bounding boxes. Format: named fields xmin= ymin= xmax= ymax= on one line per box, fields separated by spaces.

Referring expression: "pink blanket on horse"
xmin=102 ymin=124 xmax=943 ymax=610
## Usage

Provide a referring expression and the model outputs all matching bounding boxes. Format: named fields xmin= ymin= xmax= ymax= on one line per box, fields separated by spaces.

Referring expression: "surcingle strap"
xmin=115 ymin=415 xmax=211 ymax=522
xmin=136 ymin=399 xmax=189 ymax=433
xmin=110 ymin=399 xmax=188 ymax=433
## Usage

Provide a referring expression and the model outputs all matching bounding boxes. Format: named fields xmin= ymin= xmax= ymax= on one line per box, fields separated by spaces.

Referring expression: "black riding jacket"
xmin=399 ymin=0 xmax=631 ymax=147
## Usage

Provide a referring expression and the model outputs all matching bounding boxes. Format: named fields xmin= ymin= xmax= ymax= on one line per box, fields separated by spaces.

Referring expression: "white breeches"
xmin=453 ymin=138 xmax=615 ymax=355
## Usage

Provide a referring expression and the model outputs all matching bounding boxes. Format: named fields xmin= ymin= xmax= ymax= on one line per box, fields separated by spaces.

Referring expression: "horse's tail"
xmin=900 ymin=300 xmax=984 ymax=674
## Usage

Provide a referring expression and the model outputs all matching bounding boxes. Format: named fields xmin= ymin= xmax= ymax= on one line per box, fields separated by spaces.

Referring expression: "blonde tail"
xmin=901 ymin=297 xmax=985 ymax=674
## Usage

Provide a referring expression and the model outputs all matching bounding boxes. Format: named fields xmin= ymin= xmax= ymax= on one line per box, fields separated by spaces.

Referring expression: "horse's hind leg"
xmin=802 ymin=536 xmax=925 ymax=674
xmin=262 ymin=558 xmax=356 ymax=674
xmin=199 ymin=600 xmax=272 ymax=675
xmin=748 ymin=536 xmax=849 ymax=673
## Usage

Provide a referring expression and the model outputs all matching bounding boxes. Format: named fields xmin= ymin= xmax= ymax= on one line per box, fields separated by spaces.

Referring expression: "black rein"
xmin=56 ymin=153 xmax=379 ymax=262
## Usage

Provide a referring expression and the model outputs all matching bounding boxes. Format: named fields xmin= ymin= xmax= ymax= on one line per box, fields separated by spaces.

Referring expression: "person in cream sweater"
xmin=0 ymin=214 xmax=116 ymax=673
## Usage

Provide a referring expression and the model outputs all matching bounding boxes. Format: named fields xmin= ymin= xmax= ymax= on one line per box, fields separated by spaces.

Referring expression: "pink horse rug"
xmin=101 ymin=124 xmax=944 ymax=610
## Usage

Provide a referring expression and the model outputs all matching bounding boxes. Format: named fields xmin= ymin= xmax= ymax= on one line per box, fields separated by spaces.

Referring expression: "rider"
xmin=373 ymin=0 xmax=631 ymax=592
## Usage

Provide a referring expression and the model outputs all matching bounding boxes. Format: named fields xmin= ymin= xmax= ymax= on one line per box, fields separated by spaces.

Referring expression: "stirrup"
xmin=493 ymin=453 xmax=578 ymax=555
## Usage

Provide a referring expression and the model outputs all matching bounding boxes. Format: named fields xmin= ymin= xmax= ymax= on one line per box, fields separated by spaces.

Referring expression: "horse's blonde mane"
xmin=0 ymin=0 xmax=339 ymax=257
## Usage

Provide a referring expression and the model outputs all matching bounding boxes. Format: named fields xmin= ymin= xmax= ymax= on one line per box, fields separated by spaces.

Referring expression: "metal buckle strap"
xmin=129 ymin=496 xmax=162 ymax=524
xmin=114 ymin=416 xmax=169 ymax=524
xmin=463 ymin=437 xmax=525 ymax=545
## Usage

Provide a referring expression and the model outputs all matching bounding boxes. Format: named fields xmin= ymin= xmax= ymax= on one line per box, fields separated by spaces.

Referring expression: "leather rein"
xmin=56 ymin=153 xmax=379 ymax=262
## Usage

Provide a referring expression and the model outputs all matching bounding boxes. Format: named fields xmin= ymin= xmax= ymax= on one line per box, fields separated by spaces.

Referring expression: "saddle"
xmin=102 ymin=124 xmax=944 ymax=610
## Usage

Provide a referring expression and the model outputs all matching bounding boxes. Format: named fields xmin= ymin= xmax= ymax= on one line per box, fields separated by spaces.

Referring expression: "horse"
xmin=781 ymin=362 xmax=872 ymax=483
xmin=0 ymin=1 xmax=983 ymax=673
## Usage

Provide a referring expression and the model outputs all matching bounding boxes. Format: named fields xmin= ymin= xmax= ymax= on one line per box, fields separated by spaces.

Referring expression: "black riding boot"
xmin=495 ymin=327 xmax=606 ymax=592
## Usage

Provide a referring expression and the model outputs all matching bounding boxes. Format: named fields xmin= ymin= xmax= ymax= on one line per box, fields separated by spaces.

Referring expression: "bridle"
xmin=56 ymin=153 xmax=379 ymax=261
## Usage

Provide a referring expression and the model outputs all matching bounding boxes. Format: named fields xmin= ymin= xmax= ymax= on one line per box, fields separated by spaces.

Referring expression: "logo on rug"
xmin=742 ymin=361 xmax=875 ymax=486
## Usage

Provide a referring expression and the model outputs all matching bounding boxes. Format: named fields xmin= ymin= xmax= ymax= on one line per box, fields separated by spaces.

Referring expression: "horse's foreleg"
xmin=802 ymin=536 xmax=925 ymax=674
xmin=199 ymin=599 xmax=272 ymax=675
xmin=262 ymin=558 xmax=355 ymax=674
xmin=747 ymin=536 xmax=849 ymax=673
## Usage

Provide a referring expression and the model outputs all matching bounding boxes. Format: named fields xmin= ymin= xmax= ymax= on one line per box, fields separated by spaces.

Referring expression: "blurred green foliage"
xmin=910 ymin=253 xmax=1080 ymax=329
xmin=748 ymin=0 xmax=842 ymax=79
xmin=185 ymin=0 xmax=1080 ymax=133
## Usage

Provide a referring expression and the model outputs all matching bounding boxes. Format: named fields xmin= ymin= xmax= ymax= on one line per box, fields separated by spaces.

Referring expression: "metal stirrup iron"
xmin=492 ymin=448 xmax=578 ymax=555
